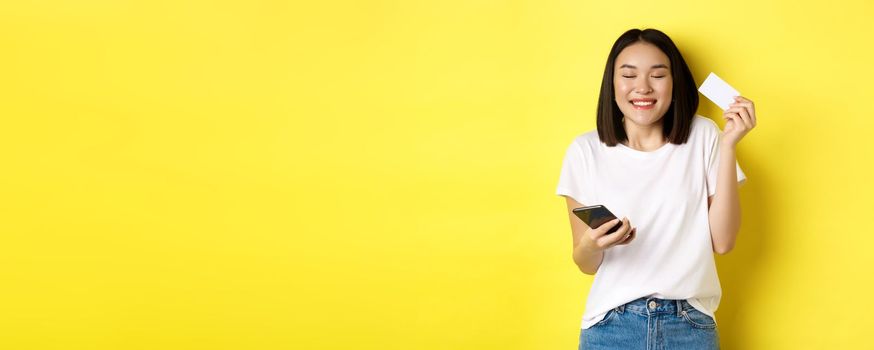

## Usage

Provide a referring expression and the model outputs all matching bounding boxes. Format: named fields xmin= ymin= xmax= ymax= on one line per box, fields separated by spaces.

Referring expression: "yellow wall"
xmin=1 ymin=1 xmax=872 ymax=349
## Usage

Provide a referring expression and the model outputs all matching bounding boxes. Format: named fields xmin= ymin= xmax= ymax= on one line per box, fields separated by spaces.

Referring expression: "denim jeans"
xmin=578 ymin=297 xmax=720 ymax=350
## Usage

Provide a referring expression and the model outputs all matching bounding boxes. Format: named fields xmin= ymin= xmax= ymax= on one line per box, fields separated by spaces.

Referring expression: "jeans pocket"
xmin=593 ymin=308 xmax=618 ymax=327
xmin=680 ymin=307 xmax=717 ymax=329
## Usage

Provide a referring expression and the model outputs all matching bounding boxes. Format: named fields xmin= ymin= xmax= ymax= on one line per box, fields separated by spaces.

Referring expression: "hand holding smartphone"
xmin=572 ymin=205 xmax=623 ymax=234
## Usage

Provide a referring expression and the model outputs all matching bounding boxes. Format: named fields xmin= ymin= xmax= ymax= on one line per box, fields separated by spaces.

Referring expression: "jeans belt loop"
xmin=676 ymin=300 xmax=683 ymax=317
xmin=617 ymin=303 xmax=625 ymax=314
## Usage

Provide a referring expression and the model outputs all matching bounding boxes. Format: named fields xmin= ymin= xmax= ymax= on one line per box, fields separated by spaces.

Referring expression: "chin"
xmin=626 ymin=113 xmax=665 ymax=126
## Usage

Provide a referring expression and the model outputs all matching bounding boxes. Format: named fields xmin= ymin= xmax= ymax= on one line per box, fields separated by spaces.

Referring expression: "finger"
xmin=610 ymin=219 xmax=633 ymax=243
xmin=589 ymin=218 xmax=620 ymax=240
xmin=732 ymin=106 xmax=753 ymax=130
xmin=731 ymin=97 xmax=756 ymax=125
xmin=740 ymin=108 xmax=754 ymax=129
xmin=728 ymin=103 xmax=756 ymax=128
xmin=598 ymin=218 xmax=627 ymax=243
xmin=739 ymin=105 xmax=756 ymax=127
xmin=723 ymin=109 xmax=743 ymax=119
xmin=601 ymin=218 xmax=624 ymax=235
xmin=597 ymin=218 xmax=629 ymax=246
xmin=617 ymin=227 xmax=636 ymax=245
xmin=615 ymin=226 xmax=636 ymax=246
xmin=730 ymin=99 xmax=753 ymax=109
xmin=734 ymin=96 xmax=754 ymax=108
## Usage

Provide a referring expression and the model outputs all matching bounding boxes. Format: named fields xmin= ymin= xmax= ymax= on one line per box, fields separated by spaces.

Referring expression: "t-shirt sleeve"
xmin=705 ymin=131 xmax=747 ymax=198
xmin=556 ymin=140 xmax=591 ymax=205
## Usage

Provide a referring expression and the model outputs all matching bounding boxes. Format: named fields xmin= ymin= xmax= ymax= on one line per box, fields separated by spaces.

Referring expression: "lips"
xmin=630 ymin=99 xmax=656 ymax=110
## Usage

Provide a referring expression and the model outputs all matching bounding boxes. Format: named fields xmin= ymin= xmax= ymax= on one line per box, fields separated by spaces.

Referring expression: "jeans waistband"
xmin=615 ymin=297 xmax=696 ymax=317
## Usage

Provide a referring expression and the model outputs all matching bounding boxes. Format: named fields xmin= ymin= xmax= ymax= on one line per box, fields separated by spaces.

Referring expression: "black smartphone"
xmin=572 ymin=205 xmax=622 ymax=234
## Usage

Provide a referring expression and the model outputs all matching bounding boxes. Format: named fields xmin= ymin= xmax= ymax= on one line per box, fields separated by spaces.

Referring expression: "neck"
xmin=622 ymin=118 xmax=666 ymax=151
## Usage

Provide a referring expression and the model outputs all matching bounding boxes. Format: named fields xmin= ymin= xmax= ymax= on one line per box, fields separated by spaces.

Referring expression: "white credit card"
xmin=698 ymin=72 xmax=740 ymax=110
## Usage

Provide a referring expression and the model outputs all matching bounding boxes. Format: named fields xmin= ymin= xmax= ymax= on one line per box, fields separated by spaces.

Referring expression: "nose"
xmin=634 ymin=78 xmax=653 ymax=94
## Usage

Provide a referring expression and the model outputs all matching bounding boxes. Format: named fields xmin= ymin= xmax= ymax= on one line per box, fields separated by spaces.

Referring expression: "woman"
xmin=555 ymin=28 xmax=756 ymax=349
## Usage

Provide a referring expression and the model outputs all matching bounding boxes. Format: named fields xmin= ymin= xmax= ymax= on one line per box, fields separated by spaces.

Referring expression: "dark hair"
xmin=596 ymin=28 xmax=698 ymax=146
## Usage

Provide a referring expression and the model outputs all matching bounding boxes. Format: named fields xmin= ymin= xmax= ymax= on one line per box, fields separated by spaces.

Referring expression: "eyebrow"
xmin=619 ymin=64 xmax=669 ymax=69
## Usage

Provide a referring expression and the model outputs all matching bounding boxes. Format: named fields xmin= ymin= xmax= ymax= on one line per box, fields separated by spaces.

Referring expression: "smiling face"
xmin=613 ymin=42 xmax=673 ymax=127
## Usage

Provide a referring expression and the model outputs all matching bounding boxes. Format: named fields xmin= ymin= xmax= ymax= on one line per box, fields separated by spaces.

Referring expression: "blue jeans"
xmin=578 ymin=297 xmax=720 ymax=350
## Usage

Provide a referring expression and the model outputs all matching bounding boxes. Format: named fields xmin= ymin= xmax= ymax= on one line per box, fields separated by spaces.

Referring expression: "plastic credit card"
xmin=698 ymin=72 xmax=740 ymax=110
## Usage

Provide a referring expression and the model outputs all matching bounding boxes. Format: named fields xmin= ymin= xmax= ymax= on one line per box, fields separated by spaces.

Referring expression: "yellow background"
xmin=1 ymin=1 xmax=872 ymax=349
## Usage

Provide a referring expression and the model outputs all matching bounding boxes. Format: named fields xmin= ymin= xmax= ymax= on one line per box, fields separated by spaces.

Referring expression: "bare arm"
xmin=708 ymin=145 xmax=741 ymax=254
xmin=709 ymin=95 xmax=757 ymax=254
xmin=564 ymin=196 xmax=635 ymax=274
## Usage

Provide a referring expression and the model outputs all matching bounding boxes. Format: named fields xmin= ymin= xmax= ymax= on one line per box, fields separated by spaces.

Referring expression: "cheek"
xmin=659 ymin=80 xmax=673 ymax=95
xmin=613 ymin=80 xmax=631 ymax=95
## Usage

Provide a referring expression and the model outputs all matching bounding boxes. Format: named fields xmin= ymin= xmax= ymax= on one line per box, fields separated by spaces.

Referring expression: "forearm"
xmin=572 ymin=242 xmax=604 ymax=275
xmin=708 ymin=143 xmax=742 ymax=254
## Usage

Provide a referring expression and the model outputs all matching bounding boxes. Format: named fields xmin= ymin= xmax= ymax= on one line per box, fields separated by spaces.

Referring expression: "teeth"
xmin=632 ymin=101 xmax=654 ymax=106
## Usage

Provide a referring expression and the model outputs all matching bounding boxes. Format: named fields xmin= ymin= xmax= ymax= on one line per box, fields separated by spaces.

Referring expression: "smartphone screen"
xmin=572 ymin=205 xmax=622 ymax=234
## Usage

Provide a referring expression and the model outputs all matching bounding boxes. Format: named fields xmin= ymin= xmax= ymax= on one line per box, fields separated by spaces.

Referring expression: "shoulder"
xmin=690 ymin=115 xmax=720 ymax=141
xmin=691 ymin=115 xmax=719 ymax=133
xmin=562 ymin=129 xmax=601 ymax=158
xmin=569 ymin=129 xmax=601 ymax=150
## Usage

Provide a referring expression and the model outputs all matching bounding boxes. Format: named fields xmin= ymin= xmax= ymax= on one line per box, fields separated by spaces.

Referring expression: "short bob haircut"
xmin=596 ymin=28 xmax=698 ymax=146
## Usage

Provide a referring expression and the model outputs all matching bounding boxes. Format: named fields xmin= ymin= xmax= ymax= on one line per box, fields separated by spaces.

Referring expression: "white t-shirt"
xmin=555 ymin=115 xmax=746 ymax=330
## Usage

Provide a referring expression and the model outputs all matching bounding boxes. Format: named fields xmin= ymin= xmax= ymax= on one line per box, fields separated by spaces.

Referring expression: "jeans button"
xmin=648 ymin=301 xmax=657 ymax=310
